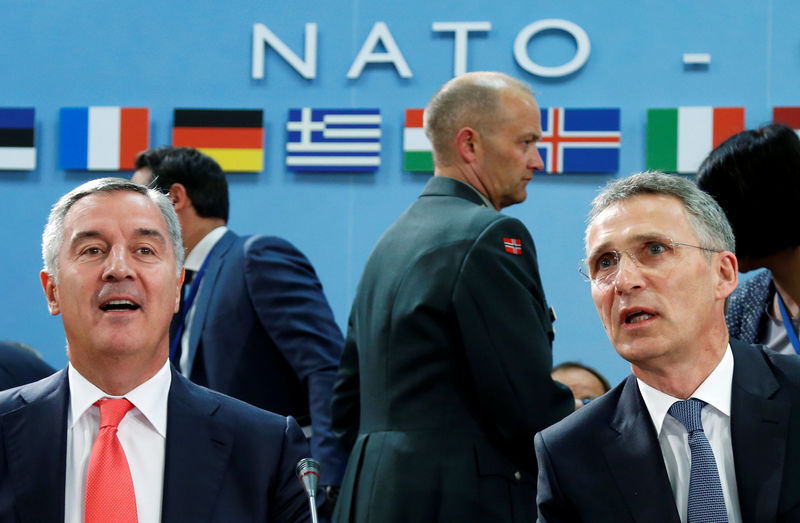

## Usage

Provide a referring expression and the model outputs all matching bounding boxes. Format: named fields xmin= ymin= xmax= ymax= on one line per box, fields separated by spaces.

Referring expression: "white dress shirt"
xmin=763 ymin=302 xmax=800 ymax=355
xmin=637 ymin=345 xmax=742 ymax=523
xmin=65 ymin=360 xmax=171 ymax=523
xmin=178 ymin=225 xmax=227 ymax=375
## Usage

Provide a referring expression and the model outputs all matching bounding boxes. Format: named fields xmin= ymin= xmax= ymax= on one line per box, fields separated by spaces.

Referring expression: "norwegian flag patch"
xmin=503 ymin=237 xmax=522 ymax=255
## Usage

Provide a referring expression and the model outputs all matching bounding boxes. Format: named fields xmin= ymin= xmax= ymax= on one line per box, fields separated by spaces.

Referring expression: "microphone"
xmin=296 ymin=458 xmax=321 ymax=523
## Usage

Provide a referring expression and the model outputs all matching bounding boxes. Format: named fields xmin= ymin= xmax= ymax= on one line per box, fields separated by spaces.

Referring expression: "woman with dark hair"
xmin=696 ymin=123 xmax=800 ymax=354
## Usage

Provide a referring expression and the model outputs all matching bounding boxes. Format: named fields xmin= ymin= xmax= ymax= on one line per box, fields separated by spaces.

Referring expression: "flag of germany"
xmin=172 ymin=109 xmax=263 ymax=172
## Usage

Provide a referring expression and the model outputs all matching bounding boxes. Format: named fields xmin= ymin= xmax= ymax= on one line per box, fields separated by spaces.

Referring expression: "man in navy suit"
xmin=0 ymin=177 xmax=317 ymax=521
xmin=132 ymin=147 xmax=345 ymax=498
xmin=535 ymin=172 xmax=800 ymax=522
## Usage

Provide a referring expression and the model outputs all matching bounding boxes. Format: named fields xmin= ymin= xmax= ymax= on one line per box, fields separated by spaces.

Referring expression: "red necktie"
xmin=84 ymin=398 xmax=138 ymax=522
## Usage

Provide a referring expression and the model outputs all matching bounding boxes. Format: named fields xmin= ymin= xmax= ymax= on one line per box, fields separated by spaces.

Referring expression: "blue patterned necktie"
xmin=667 ymin=399 xmax=728 ymax=523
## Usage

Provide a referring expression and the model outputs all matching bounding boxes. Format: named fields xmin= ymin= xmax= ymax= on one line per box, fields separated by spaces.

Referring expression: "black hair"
xmin=696 ymin=124 xmax=800 ymax=259
xmin=552 ymin=361 xmax=611 ymax=393
xmin=136 ymin=146 xmax=229 ymax=222
xmin=134 ymin=145 xmax=172 ymax=172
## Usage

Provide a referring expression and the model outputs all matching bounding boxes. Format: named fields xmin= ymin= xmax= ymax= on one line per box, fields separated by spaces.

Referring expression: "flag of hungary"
xmin=646 ymin=107 xmax=745 ymax=173
xmin=403 ymin=108 xmax=433 ymax=172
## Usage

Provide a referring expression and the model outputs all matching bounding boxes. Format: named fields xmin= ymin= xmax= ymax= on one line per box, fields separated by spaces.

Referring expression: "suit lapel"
xmin=729 ymin=340 xmax=788 ymax=522
xmin=602 ymin=376 xmax=681 ymax=523
xmin=161 ymin=368 xmax=233 ymax=522
xmin=1 ymin=370 xmax=68 ymax=521
xmin=185 ymin=230 xmax=236 ymax=375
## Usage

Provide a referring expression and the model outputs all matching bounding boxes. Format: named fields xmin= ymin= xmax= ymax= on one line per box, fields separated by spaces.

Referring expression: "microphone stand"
xmin=296 ymin=458 xmax=321 ymax=523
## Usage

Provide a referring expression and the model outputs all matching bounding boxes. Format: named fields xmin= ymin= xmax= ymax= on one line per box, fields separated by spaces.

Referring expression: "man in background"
xmin=133 ymin=147 xmax=346 ymax=496
xmin=536 ymin=172 xmax=800 ymax=522
xmin=332 ymin=71 xmax=574 ymax=523
xmin=0 ymin=178 xmax=315 ymax=521
xmin=551 ymin=361 xmax=610 ymax=405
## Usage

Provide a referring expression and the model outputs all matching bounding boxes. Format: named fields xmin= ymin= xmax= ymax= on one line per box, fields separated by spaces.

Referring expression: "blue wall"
xmin=1 ymin=0 xmax=796 ymax=385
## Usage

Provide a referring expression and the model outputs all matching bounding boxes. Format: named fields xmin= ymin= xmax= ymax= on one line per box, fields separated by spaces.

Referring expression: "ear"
xmin=455 ymin=127 xmax=479 ymax=163
xmin=40 ymin=270 xmax=61 ymax=316
xmin=167 ymin=183 xmax=191 ymax=212
xmin=174 ymin=268 xmax=185 ymax=314
xmin=714 ymin=251 xmax=739 ymax=300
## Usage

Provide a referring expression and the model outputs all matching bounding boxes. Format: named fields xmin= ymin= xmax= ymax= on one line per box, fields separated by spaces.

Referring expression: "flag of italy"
xmin=403 ymin=108 xmax=433 ymax=172
xmin=646 ymin=107 xmax=745 ymax=173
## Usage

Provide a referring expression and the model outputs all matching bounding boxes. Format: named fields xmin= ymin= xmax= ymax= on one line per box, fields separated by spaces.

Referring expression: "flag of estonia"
xmin=0 ymin=108 xmax=35 ymax=170
xmin=403 ymin=109 xmax=433 ymax=172
xmin=59 ymin=107 xmax=149 ymax=171
xmin=773 ymin=107 xmax=800 ymax=137
xmin=646 ymin=107 xmax=745 ymax=173
xmin=172 ymin=109 xmax=263 ymax=172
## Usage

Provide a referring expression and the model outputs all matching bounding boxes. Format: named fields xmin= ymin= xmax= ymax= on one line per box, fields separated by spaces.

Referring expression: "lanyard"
xmin=777 ymin=293 xmax=800 ymax=355
xmin=169 ymin=241 xmax=221 ymax=361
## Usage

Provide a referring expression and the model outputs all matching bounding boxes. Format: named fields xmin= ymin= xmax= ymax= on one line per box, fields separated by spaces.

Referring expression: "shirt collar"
xmin=68 ymin=359 xmax=172 ymax=437
xmin=637 ymin=344 xmax=734 ymax=435
xmin=184 ymin=226 xmax=228 ymax=272
xmin=450 ymin=178 xmax=495 ymax=209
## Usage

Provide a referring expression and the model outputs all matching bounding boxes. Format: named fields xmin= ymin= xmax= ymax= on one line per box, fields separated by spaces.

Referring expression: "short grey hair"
xmin=423 ymin=71 xmax=535 ymax=166
xmin=586 ymin=171 xmax=735 ymax=254
xmin=42 ymin=177 xmax=184 ymax=280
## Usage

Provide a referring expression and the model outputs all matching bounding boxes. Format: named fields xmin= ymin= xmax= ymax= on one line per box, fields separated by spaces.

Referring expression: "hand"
xmin=321 ymin=485 xmax=339 ymax=516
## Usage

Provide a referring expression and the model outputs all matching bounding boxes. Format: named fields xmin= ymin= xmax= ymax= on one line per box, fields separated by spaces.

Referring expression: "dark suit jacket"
xmin=183 ymin=230 xmax=346 ymax=485
xmin=0 ymin=341 xmax=55 ymax=390
xmin=535 ymin=338 xmax=800 ymax=522
xmin=726 ymin=269 xmax=773 ymax=344
xmin=331 ymin=177 xmax=574 ymax=523
xmin=0 ymin=366 xmax=320 ymax=522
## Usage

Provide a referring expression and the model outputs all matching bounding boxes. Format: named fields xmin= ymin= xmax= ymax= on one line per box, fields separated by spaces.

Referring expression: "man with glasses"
xmin=536 ymin=171 xmax=800 ymax=522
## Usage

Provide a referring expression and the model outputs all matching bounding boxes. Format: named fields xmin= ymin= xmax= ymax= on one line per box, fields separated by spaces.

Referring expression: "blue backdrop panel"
xmin=0 ymin=0 xmax=797 ymax=386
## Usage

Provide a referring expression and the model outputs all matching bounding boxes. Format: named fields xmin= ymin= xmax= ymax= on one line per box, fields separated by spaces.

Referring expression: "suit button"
xmin=514 ymin=470 xmax=521 ymax=481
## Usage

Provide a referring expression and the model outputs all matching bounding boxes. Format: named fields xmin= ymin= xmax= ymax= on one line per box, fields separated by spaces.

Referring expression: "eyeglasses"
xmin=579 ymin=238 xmax=721 ymax=286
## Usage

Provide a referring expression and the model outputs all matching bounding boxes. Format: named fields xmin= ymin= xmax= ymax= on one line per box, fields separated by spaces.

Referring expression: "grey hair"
xmin=423 ymin=71 xmax=535 ymax=166
xmin=586 ymin=171 xmax=735 ymax=254
xmin=42 ymin=177 xmax=185 ymax=280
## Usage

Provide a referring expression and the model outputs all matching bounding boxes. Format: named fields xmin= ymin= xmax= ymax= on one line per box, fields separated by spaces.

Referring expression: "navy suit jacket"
xmin=0 ymin=341 xmax=55 ymax=390
xmin=535 ymin=339 xmax=800 ymax=522
xmin=182 ymin=230 xmax=345 ymax=485
xmin=0 ymin=366 xmax=320 ymax=522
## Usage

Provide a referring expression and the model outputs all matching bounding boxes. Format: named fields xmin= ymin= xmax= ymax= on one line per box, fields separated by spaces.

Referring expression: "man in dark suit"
xmin=0 ymin=340 xmax=55 ymax=389
xmin=331 ymin=71 xmax=575 ymax=523
xmin=536 ymin=172 xmax=800 ymax=522
xmin=132 ymin=147 xmax=346 ymax=495
xmin=0 ymin=177 xmax=317 ymax=521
